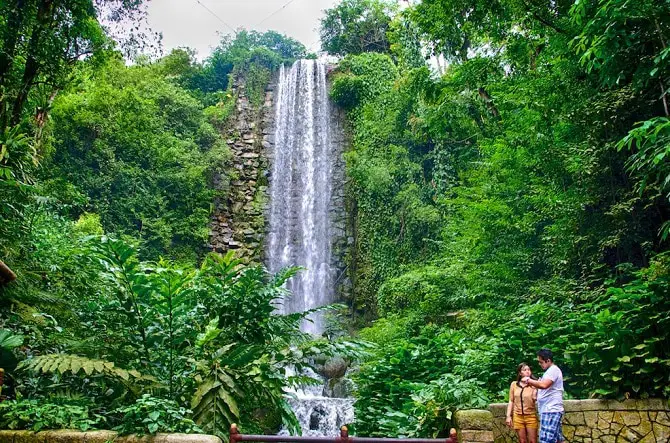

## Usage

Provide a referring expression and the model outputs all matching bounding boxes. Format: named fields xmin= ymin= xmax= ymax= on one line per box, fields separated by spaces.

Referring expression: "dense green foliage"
xmin=181 ymin=30 xmax=308 ymax=100
xmin=0 ymin=1 xmax=341 ymax=436
xmin=0 ymin=400 xmax=103 ymax=432
xmin=4 ymin=0 xmax=670 ymax=439
xmin=325 ymin=0 xmax=670 ymax=437
xmin=44 ymin=57 xmax=228 ymax=260
xmin=1 ymin=232 xmax=361 ymax=436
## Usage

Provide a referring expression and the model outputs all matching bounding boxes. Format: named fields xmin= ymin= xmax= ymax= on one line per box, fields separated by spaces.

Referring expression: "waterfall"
xmin=280 ymin=368 xmax=354 ymax=438
xmin=267 ymin=60 xmax=336 ymax=335
xmin=267 ymin=59 xmax=353 ymax=437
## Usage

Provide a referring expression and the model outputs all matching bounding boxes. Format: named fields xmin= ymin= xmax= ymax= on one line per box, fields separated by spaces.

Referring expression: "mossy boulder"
xmin=319 ymin=356 xmax=348 ymax=379
xmin=323 ymin=377 xmax=355 ymax=398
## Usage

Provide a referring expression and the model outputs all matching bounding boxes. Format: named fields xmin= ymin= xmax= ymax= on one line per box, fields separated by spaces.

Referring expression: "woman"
xmin=506 ymin=363 xmax=538 ymax=443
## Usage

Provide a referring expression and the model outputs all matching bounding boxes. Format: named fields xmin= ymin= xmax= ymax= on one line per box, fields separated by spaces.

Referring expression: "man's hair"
xmin=537 ymin=348 xmax=553 ymax=362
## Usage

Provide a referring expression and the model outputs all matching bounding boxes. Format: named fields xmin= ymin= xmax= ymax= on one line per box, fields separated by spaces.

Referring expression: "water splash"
xmin=281 ymin=367 xmax=354 ymax=437
xmin=283 ymin=396 xmax=354 ymax=437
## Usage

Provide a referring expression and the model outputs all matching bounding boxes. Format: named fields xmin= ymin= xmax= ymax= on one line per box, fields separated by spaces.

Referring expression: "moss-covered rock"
xmin=454 ymin=409 xmax=494 ymax=431
xmin=324 ymin=377 xmax=355 ymax=398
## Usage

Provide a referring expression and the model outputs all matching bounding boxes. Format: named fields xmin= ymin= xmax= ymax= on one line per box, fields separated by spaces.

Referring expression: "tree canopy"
xmin=320 ymin=0 xmax=395 ymax=56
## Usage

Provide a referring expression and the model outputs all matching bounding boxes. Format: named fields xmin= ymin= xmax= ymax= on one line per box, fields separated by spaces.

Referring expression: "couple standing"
xmin=506 ymin=349 xmax=564 ymax=443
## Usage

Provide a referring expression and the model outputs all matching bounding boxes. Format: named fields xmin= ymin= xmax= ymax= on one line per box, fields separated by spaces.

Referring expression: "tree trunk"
xmin=0 ymin=260 xmax=17 ymax=284
xmin=478 ymin=87 xmax=500 ymax=118
xmin=34 ymin=88 xmax=58 ymax=147
xmin=530 ymin=43 xmax=545 ymax=71
xmin=0 ymin=0 xmax=29 ymax=130
xmin=10 ymin=0 xmax=55 ymax=127
xmin=0 ymin=0 xmax=29 ymax=85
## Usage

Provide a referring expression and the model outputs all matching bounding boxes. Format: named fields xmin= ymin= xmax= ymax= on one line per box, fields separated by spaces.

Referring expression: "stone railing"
xmin=0 ymin=430 xmax=222 ymax=443
xmin=489 ymin=399 xmax=670 ymax=442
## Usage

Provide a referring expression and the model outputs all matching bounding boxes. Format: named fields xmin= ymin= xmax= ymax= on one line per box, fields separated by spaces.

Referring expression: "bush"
xmin=330 ymin=53 xmax=398 ymax=108
xmin=376 ymin=266 xmax=466 ymax=318
xmin=564 ymin=254 xmax=670 ymax=399
xmin=112 ymin=395 xmax=202 ymax=435
xmin=353 ymin=333 xmax=490 ymax=437
xmin=0 ymin=400 xmax=102 ymax=431
xmin=331 ymin=73 xmax=366 ymax=109
xmin=407 ymin=374 xmax=490 ymax=437
xmin=74 ymin=213 xmax=104 ymax=236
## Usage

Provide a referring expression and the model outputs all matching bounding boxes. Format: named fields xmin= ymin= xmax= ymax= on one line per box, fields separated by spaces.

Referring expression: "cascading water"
xmin=267 ymin=59 xmax=336 ymax=335
xmin=267 ymin=60 xmax=353 ymax=436
xmin=281 ymin=367 xmax=354 ymax=437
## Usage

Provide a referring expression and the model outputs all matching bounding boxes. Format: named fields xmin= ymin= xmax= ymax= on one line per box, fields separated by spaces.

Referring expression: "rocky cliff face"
xmin=328 ymin=103 xmax=352 ymax=304
xmin=208 ymin=75 xmax=275 ymax=263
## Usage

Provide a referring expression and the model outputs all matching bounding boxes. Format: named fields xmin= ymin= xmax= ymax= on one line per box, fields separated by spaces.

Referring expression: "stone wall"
xmin=326 ymin=86 xmax=350 ymax=302
xmin=208 ymin=76 xmax=275 ymax=262
xmin=0 ymin=430 xmax=221 ymax=443
xmin=489 ymin=399 xmax=670 ymax=442
xmin=455 ymin=409 xmax=494 ymax=443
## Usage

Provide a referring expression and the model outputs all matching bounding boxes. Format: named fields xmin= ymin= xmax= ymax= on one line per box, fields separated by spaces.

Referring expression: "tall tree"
xmin=0 ymin=0 xmax=148 ymax=132
xmin=320 ymin=0 xmax=395 ymax=56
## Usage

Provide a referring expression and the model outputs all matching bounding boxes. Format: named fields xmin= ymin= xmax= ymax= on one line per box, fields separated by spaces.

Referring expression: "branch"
xmin=520 ymin=0 xmax=567 ymax=34
xmin=530 ymin=43 xmax=545 ymax=70
xmin=66 ymin=50 xmax=94 ymax=64
xmin=478 ymin=87 xmax=500 ymax=118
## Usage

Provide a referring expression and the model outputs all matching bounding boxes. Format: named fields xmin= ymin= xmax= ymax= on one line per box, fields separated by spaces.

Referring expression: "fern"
xmin=19 ymin=354 xmax=156 ymax=384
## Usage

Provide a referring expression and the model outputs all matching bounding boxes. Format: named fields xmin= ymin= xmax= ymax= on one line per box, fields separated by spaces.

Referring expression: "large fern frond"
xmin=19 ymin=354 xmax=156 ymax=384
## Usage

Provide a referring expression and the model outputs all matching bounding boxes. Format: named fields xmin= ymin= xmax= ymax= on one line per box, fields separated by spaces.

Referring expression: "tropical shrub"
xmin=3 ymin=236 xmax=367 ymax=437
xmin=112 ymin=395 xmax=202 ymax=435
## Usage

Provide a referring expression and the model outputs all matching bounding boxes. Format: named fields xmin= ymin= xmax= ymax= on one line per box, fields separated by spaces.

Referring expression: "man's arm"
xmin=526 ymin=377 xmax=553 ymax=389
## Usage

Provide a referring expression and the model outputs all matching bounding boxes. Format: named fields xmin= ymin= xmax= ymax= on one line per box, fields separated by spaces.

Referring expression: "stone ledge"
xmin=489 ymin=399 xmax=670 ymax=443
xmin=490 ymin=398 xmax=670 ymax=415
xmin=488 ymin=403 xmax=507 ymax=418
xmin=454 ymin=410 xmax=494 ymax=431
xmin=0 ymin=430 xmax=221 ymax=443
xmin=606 ymin=399 xmax=670 ymax=411
xmin=458 ymin=430 xmax=494 ymax=443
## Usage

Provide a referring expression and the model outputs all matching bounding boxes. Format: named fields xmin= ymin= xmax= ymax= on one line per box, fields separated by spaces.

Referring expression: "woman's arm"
xmin=506 ymin=383 xmax=514 ymax=427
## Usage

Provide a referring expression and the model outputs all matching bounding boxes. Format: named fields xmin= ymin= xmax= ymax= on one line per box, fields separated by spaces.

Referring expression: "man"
xmin=522 ymin=349 xmax=564 ymax=443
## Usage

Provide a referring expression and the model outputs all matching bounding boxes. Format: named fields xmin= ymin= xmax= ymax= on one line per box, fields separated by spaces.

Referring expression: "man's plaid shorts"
xmin=539 ymin=412 xmax=564 ymax=443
